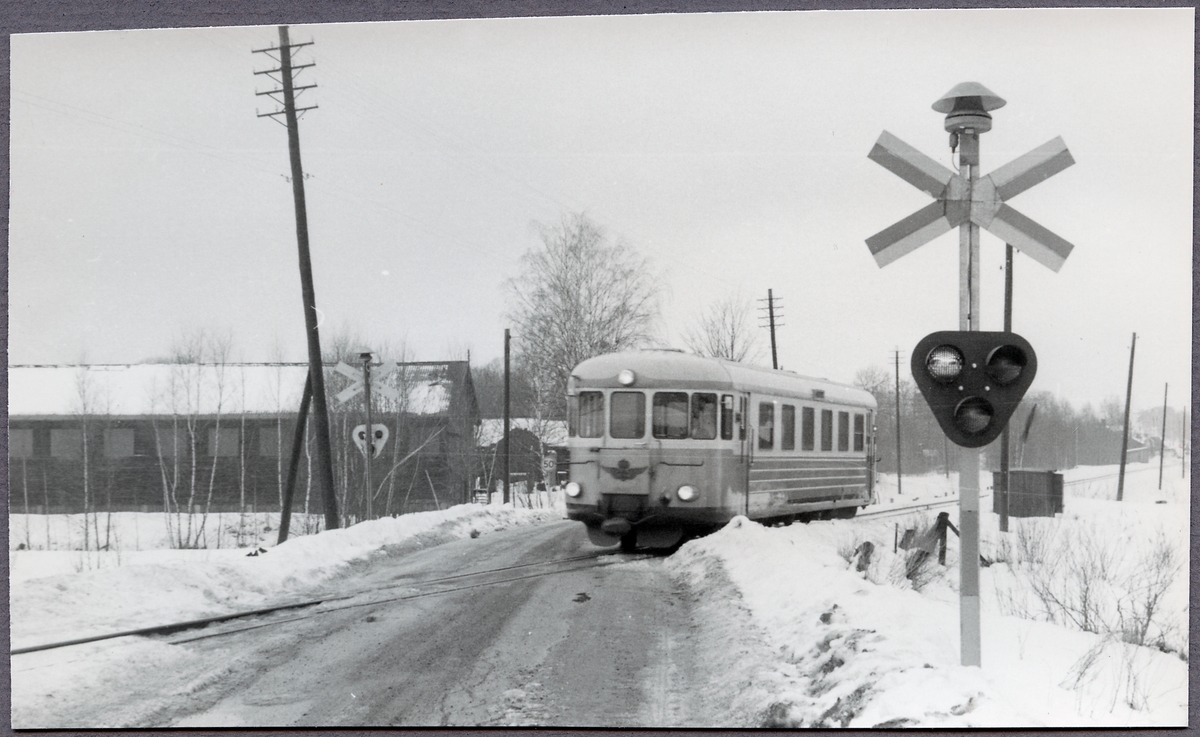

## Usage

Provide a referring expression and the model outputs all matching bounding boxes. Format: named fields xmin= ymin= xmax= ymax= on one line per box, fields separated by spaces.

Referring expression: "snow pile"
xmin=664 ymin=464 xmax=1188 ymax=727
xmin=10 ymin=504 xmax=560 ymax=651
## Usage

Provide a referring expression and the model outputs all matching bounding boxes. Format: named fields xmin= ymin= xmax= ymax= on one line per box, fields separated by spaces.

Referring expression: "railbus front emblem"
xmin=601 ymin=458 xmax=648 ymax=482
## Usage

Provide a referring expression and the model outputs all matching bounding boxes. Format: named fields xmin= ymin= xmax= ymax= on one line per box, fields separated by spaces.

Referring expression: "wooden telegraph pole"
xmin=998 ymin=245 xmax=1013 ymax=532
xmin=503 ymin=328 xmax=511 ymax=505
xmin=255 ymin=26 xmax=339 ymax=531
xmin=758 ymin=289 xmax=783 ymax=370
xmin=1117 ymin=333 xmax=1136 ymax=502
xmin=1158 ymin=383 xmax=1168 ymax=490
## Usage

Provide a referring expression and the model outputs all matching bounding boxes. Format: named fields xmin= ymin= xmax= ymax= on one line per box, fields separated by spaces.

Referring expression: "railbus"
xmin=563 ymin=350 xmax=878 ymax=550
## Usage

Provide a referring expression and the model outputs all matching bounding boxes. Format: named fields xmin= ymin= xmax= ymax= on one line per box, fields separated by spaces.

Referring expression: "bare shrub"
xmin=1116 ymin=531 xmax=1181 ymax=652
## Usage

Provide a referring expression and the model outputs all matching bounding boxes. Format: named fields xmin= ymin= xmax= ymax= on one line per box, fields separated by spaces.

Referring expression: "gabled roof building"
xmin=9 ymin=362 xmax=480 ymax=521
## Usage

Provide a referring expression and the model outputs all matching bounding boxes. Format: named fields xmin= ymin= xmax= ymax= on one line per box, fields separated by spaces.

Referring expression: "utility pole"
xmin=254 ymin=26 xmax=338 ymax=530
xmin=894 ymin=349 xmax=903 ymax=496
xmin=1158 ymin=383 xmax=1168 ymax=490
xmin=998 ymin=245 xmax=1014 ymax=532
xmin=1117 ymin=332 xmax=1136 ymax=501
xmin=362 ymin=352 xmax=375 ymax=520
xmin=277 ymin=373 xmax=313 ymax=544
xmin=503 ymin=328 xmax=511 ymax=505
xmin=758 ymin=290 xmax=783 ymax=370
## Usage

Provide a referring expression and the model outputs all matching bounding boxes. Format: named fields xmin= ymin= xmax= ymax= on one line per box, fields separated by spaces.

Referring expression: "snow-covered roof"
xmin=8 ymin=364 xmax=465 ymax=418
xmin=477 ymin=418 xmax=568 ymax=447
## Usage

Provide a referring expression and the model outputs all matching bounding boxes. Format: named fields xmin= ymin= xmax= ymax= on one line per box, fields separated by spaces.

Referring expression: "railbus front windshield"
xmin=568 ymin=390 xmax=733 ymax=441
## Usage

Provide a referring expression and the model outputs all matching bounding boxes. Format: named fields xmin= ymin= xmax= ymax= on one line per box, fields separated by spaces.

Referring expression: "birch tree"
xmin=506 ymin=213 xmax=660 ymax=418
xmin=683 ymin=291 xmax=762 ymax=363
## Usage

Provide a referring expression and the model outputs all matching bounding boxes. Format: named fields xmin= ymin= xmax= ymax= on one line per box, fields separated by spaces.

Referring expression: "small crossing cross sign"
xmin=334 ymin=360 xmax=401 ymax=404
xmin=866 ymin=131 xmax=1075 ymax=271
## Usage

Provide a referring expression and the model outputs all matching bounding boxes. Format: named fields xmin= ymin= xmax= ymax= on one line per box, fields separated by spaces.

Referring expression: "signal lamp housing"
xmin=911 ymin=330 xmax=1036 ymax=448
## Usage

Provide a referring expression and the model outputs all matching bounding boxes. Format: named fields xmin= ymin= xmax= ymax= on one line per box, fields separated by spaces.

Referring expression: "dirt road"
xmin=167 ymin=520 xmax=707 ymax=727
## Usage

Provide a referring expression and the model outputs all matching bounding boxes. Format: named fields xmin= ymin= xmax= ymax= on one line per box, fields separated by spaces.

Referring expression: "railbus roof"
xmin=569 ymin=350 xmax=877 ymax=410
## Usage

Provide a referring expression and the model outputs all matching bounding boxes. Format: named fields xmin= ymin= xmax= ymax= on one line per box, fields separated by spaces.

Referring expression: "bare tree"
xmin=683 ymin=291 xmax=762 ymax=363
xmin=506 ymin=213 xmax=660 ymax=417
xmin=151 ymin=329 xmax=236 ymax=549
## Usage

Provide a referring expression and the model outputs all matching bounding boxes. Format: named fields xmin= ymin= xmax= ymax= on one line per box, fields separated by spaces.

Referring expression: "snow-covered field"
xmin=10 ymin=461 xmax=1189 ymax=727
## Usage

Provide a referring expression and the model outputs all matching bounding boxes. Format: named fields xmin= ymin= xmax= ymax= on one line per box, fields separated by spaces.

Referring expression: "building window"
xmin=758 ymin=402 xmax=774 ymax=450
xmin=50 ymin=429 xmax=83 ymax=460
xmin=155 ymin=427 xmax=189 ymax=457
xmin=10 ymin=429 xmax=33 ymax=459
xmin=104 ymin=428 xmax=135 ymax=458
xmin=821 ymin=410 xmax=833 ymax=452
xmin=208 ymin=427 xmax=239 ymax=457
xmin=801 ymin=407 xmax=814 ymax=451
xmin=259 ymin=423 xmax=297 ymax=457
xmin=781 ymin=405 xmax=796 ymax=451
xmin=838 ymin=411 xmax=850 ymax=452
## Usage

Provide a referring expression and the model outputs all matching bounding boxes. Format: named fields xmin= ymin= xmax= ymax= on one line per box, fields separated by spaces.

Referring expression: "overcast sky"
xmin=8 ymin=8 xmax=1193 ymax=412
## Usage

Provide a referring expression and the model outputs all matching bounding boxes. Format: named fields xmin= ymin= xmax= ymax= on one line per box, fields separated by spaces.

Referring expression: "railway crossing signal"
xmin=334 ymin=360 xmax=400 ymax=404
xmin=911 ymin=331 xmax=1037 ymax=448
xmin=866 ymin=82 xmax=1076 ymax=670
xmin=866 ymin=88 xmax=1075 ymax=274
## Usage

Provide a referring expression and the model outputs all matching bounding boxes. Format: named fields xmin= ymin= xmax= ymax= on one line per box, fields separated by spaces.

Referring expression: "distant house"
xmin=8 ymin=361 xmax=480 ymax=517
xmin=475 ymin=418 xmax=569 ymax=489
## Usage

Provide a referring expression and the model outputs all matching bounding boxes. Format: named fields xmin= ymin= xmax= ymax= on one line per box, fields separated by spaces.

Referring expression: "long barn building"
xmin=8 ymin=361 xmax=481 ymax=520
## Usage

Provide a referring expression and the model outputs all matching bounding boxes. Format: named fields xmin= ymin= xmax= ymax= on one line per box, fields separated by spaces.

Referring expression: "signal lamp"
xmin=986 ymin=345 xmax=1026 ymax=386
xmin=954 ymin=396 xmax=994 ymax=436
xmin=911 ymin=331 xmax=1037 ymax=448
xmin=565 ymin=482 xmax=583 ymax=498
xmin=926 ymin=345 xmax=965 ymax=383
xmin=618 ymin=369 xmax=637 ymax=386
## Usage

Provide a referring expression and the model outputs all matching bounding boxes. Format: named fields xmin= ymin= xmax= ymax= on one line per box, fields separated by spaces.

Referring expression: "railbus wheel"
xmin=619 ymin=530 xmax=637 ymax=552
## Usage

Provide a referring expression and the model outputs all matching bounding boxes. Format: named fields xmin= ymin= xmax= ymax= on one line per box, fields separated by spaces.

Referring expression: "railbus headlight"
xmin=565 ymin=482 xmax=583 ymax=498
xmin=676 ymin=484 xmax=698 ymax=502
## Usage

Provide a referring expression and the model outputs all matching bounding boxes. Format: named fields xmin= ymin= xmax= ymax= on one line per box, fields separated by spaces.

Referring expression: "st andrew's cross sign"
xmin=866 ymin=131 xmax=1075 ymax=271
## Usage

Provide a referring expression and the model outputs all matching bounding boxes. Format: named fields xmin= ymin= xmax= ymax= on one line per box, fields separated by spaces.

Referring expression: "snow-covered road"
xmin=11 ymin=461 xmax=1190 ymax=728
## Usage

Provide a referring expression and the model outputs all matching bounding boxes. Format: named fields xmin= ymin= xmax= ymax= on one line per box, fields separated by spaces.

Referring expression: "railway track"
xmin=11 ymin=550 xmax=654 ymax=656
xmin=857 ymin=495 xmax=979 ymax=521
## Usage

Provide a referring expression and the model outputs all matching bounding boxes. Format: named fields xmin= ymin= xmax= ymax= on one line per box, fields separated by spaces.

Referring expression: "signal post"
xmin=866 ymin=83 xmax=1075 ymax=667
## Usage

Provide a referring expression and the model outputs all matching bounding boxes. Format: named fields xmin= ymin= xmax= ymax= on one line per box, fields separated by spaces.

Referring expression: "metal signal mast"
xmin=254 ymin=26 xmax=339 ymax=533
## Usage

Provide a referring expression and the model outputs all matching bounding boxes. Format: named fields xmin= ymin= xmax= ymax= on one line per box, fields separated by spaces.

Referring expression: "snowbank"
xmin=663 ymin=463 xmax=1188 ymax=727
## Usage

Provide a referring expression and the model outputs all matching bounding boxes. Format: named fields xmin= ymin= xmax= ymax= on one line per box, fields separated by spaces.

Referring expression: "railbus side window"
xmin=691 ymin=393 xmax=718 ymax=440
xmin=576 ymin=391 xmax=605 ymax=439
xmin=854 ymin=414 xmax=865 ymax=452
xmin=838 ymin=411 xmax=850 ymax=452
xmin=821 ymin=409 xmax=833 ymax=452
xmin=801 ymin=407 xmax=815 ymax=451
xmin=758 ymin=402 xmax=775 ymax=450
xmin=652 ymin=392 xmax=690 ymax=439
xmin=720 ymin=395 xmax=734 ymax=440
xmin=610 ymin=391 xmax=646 ymax=439
xmin=739 ymin=397 xmax=747 ymax=440
xmin=781 ymin=404 xmax=796 ymax=450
